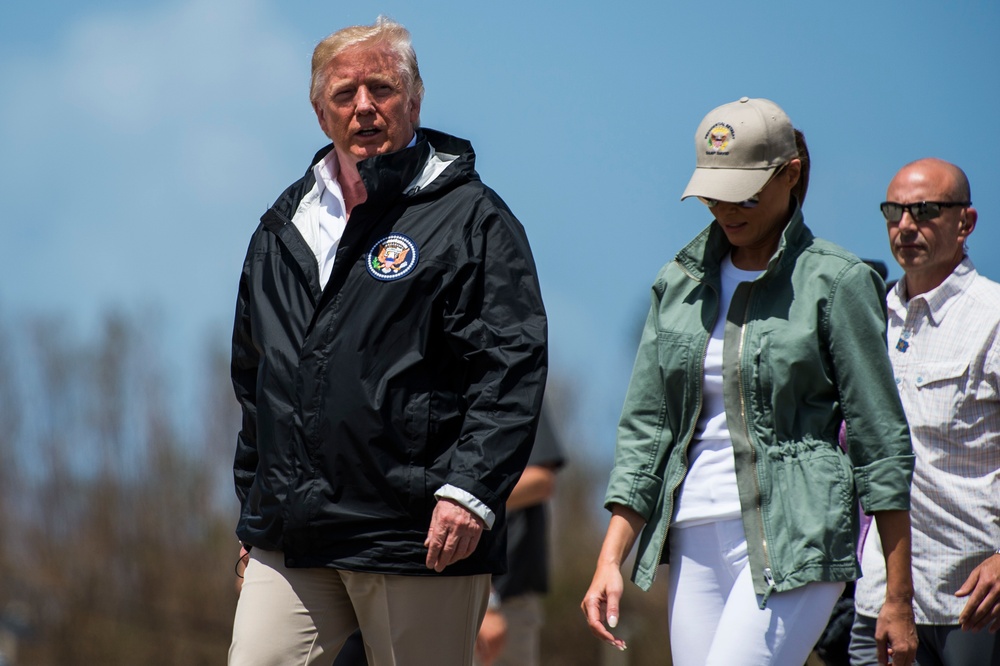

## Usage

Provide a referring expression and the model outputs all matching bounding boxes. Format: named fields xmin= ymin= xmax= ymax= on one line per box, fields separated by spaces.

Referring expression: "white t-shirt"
xmin=672 ymin=253 xmax=762 ymax=527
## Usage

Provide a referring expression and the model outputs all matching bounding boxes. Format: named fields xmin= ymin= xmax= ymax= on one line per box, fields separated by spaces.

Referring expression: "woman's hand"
xmin=581 ymin=561 xmax=628 ymax=651
xmin=580 ymin=505 xmax=645 ymax=652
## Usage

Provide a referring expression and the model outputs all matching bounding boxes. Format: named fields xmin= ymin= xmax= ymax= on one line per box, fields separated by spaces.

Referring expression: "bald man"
xmin=850 ymin=159 xmax=1000 ymax=665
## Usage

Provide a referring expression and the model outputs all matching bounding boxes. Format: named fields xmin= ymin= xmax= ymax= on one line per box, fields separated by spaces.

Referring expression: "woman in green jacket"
xmin=581 ymin=98 xmax=918 ymax=666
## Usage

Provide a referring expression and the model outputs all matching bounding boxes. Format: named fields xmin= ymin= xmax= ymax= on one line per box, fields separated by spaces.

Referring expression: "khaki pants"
xmin=230 ymin=548 xmax=491 ymax=666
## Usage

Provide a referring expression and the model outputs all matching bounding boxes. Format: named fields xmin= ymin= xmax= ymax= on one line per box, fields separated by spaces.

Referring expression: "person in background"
xmin=228 ymin=16 xmax=547 ymax=666
xmin=475 ymin=403 xmax=566 ymax=666
xmin=581 ymin=97 xmax=917 ymax=665
xmin=850 ymin=158 xmax=1000 ymax=666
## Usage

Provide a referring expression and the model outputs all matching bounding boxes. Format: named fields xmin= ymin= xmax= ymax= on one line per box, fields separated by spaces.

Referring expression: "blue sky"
xmin=2 ymin=0 xmax=998 ymax=463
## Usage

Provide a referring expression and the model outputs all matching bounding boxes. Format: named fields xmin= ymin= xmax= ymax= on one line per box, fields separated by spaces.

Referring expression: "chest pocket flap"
xmin=913 ymin=359 xmax=970 ymax=388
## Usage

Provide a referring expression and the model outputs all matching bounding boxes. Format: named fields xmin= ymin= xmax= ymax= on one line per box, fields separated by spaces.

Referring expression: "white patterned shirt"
xmin=855 ymin=257 xmax=1000 ymax=624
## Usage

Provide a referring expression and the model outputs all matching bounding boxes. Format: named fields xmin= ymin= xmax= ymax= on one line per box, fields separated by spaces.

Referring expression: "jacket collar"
xmin=291 ymin=132 xmax=432 ymax=219
xmin=355 ymin=132 xmax=432 ymax=205
xmin=267 ymin=129 xmax=475 ymax=227
xmin=355 ymin=128 xmax=477 ymax=200
xmin=675 ymin=199 xmax=812 ymax=282
xmin=403 ymin=129 xmax=477 ymax=198
xmin=310 ymin=129 xmax=476 ymax=203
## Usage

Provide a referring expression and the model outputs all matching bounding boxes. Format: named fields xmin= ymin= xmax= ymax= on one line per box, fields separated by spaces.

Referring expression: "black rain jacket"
xmin=231 ymin=129 xmax=548 ymax=576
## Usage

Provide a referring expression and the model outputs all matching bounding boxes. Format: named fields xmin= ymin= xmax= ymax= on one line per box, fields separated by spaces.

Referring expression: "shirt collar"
xmin=891 ymin=256 xmax=977 ymax=326
xmin=312 ymin=149 xmax=341 ymax=197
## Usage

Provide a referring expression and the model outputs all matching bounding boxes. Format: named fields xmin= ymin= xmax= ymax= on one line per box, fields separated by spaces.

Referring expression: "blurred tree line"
xmin=0 ymin=311 xmax=239 ymax=664
xmin=0 ymin=308 xmax=672 ymax=665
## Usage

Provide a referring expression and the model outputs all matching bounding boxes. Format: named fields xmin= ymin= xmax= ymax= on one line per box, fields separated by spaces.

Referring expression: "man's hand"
xmin=424 ymin=498 xmax=485 ymax=572
xmin=956 ymin=552 xmax=1000 ymax=633
xmin=475 ymin=608 xmax=507 ymax=665
xmin=875 ymin=598 xmax=918 ymax=665
xmin=871 ymin=510 xmax=917 ymax=665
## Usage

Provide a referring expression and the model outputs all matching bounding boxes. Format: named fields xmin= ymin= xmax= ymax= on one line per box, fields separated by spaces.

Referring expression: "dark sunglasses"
xmin=880 ymin=200 xmax=971 ymax=223
xmin=698 ymin=164 xmax=788 ymax=209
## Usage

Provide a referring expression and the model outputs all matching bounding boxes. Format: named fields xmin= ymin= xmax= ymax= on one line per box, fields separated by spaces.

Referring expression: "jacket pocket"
xmin=414 ymin=390 xmax=464 ymax=518
xmin=751 ymin=332 xmax=775 ymax=428
xmin=656 ymin=330 xmax=696 ymax=417
xmin=404 ymin=391 xmax=432 ymax=515
xmin=766 ymin=446 xmax=856 ymax=577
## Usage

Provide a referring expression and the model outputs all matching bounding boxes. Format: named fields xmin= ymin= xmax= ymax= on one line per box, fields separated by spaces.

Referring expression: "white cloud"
xmin=0 ymin=0 xmax=318 ymax=353
xmin=1 ymin=0 xmax=305 ymax=136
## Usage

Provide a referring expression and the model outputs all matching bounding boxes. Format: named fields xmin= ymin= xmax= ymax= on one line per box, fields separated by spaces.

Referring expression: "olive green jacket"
xmin=605 ymin=208 xmax=913 ymax=605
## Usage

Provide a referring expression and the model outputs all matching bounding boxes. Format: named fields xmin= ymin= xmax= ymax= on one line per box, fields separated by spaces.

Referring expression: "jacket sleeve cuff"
xmin=603 ymin=468 xmax=662 ymax=521
xmin=434 ymin=484 xmax=496 ymax=530
xmin=855 ymin=454 xmax=915 ymax=514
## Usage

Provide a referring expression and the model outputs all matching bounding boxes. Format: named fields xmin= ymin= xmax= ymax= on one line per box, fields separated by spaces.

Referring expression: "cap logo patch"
xmin=367 ymin=233 xmax=419 ymax=281
xmin=705 ymin=123 xmax=735 ymax=155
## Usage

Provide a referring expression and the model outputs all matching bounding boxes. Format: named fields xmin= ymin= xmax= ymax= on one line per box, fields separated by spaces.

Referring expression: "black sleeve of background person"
xmin=492 ymin=408 xmax=566 ymax=600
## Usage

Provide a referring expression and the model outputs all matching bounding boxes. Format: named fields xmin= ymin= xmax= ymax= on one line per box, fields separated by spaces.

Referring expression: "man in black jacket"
xmin=228 ymin=16 xmax=547 ymax=666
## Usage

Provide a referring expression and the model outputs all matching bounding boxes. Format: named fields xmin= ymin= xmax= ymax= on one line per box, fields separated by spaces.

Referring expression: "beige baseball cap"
xmin=680 ymin=97 xmax=797 ymax=203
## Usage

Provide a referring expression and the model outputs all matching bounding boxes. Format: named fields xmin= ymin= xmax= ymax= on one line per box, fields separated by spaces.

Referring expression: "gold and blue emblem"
xmin=705 ymin=122 xmax=735 ymax=155
xmin=896 ymin=330 xmax=911 ymax=353
xmin=367 ymin=233 xmax=419 ymax=281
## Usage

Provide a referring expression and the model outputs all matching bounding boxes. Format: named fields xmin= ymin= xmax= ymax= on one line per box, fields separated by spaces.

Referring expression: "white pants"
xmin=667 ymin=518 xmax=844 ymax=666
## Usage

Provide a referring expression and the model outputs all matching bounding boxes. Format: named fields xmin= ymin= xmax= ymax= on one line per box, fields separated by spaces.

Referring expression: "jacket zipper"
xmin=736 ymin=282 xmax=775 ymax=607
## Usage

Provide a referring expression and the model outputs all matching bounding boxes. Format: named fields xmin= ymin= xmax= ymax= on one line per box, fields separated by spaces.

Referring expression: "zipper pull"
xmin=759 ymin=568 xmax=776 ymax=609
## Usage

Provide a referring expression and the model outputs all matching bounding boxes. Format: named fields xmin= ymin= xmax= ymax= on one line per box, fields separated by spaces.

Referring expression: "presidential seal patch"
xmin=367 ymin=233 xmax=419 ymax=281
xmin=705 ymin=122 xmax=735 ymax=154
